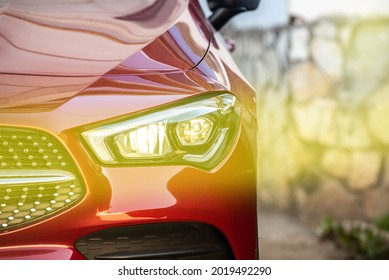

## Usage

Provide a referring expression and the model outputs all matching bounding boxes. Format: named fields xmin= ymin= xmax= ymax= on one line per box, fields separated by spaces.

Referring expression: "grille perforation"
xmin=0 ymin=127 xmax=85 ymax=231
xmin=0 ymin=132 xmax=69 ymax=169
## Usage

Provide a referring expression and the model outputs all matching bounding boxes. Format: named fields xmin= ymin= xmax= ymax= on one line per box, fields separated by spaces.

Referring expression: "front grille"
xmin=75 ymin=223 xmax=234 ymax=260
xmin=0 ymin=126 xmax=85 ymax=231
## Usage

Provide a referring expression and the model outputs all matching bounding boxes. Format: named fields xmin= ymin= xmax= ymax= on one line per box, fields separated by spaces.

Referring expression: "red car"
xmin=0 ymin=0 xmax=259 ymax=259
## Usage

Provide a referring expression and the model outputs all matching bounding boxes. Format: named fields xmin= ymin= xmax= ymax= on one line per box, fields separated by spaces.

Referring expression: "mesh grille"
xmin=0 ymin=126 xmax=85 ymax=231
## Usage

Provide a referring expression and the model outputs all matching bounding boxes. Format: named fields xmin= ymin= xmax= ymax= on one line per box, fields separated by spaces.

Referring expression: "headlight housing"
xmin=82 ymin=93 xmax=241 ymax=170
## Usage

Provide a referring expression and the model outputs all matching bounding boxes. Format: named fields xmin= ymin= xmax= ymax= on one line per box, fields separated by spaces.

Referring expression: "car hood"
xmin=0 ymin=0 xmax=208 ymax=111
xmin=0 ymin=0 xmax=188 ymax=77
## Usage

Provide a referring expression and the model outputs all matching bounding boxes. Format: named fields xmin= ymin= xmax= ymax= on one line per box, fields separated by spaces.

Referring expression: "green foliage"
xmin=374 ymin=213 xmax=389 ymax=232
xmin=317 ymin=216 xmax=389 ymax=260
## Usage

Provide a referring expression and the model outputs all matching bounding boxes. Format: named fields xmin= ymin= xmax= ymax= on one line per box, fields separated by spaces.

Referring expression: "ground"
xmin=258 ymin=210 xmax=348 ymax=259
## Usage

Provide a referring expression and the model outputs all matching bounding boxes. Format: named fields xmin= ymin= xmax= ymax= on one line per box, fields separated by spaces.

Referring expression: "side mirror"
xmin=208 ymin=0 xmax=261 ymax=30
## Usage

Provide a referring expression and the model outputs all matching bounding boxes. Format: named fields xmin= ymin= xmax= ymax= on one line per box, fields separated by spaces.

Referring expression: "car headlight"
xmin=82 ymin=93 xmax=241 ymax=170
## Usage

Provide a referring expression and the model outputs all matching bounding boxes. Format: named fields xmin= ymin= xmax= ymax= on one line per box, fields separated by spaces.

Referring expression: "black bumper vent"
xmin=75 ymin=223 xmax=234 ymax=260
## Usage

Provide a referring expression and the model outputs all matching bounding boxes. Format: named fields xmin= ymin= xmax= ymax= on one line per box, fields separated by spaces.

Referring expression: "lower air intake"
xmin=0 ymin=126 xmax=85 ymax=231
xmin=75 ymin=223 xmax=234 ymax=260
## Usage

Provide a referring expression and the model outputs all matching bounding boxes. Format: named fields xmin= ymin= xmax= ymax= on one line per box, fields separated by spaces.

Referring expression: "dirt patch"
xmin=258 ymin=210 xmax=348 ymax=259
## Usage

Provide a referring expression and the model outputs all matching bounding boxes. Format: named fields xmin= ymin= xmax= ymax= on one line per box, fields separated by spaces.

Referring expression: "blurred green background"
xmin=213 ymin=0 xmax=389 ymax=259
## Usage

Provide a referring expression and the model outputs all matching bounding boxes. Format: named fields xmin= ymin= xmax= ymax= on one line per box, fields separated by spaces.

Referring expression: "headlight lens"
xmin=115 ymin=123 xmax=171 ymax=158
xmin=176 ymin=117 xmax=213 ymax=146
xmin=82 ymin=93 xmax=241 ymax=170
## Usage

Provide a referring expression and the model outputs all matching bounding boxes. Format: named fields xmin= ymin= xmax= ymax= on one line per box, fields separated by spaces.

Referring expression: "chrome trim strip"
xmin=0 ymin=170 xmax=74 ymax=186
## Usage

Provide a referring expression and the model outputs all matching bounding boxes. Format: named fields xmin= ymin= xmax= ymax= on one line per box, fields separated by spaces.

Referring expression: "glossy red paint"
xmin=0 ymin=0 xmax=257 ymax=259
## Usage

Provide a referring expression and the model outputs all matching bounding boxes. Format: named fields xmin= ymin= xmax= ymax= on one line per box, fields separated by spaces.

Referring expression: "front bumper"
xmin=0 ymin=89 xmax=257 ymax=260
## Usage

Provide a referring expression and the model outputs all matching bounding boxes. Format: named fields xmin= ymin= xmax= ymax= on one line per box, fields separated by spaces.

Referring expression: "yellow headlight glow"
xmin=115 ymin=122 xmax=171 ymax=158
xmin=82 ymin=93 xmax=241 ymax=170
xmin=176 ymin=117 xmax=213 ymax=146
